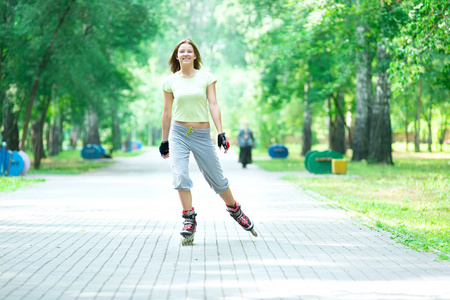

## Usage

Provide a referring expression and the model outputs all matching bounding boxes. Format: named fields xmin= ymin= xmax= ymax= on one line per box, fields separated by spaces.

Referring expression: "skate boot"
xmin=226 ymin=202 xmax=257 ymax=237
xmin=180 ymin=208 xmax=197 ymax=246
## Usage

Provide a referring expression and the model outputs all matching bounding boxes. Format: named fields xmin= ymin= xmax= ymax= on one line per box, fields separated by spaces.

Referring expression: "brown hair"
xmin=168 ymin=39 xmax=202 ymax=74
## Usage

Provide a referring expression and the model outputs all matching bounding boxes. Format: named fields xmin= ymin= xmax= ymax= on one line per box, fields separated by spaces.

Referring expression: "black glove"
xmin=159 ymin=141 xmax=169 ymax=156
xmin=217 ymin=133 xmax=230 ymax=150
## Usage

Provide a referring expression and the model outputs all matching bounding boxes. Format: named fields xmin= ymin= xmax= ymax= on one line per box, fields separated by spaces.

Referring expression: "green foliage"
xmin=235 ymin=0 xmax=449 ymax=156
xmin=1 ymin=0 xmax=165 ymax=155
xmin=3 ymin=0 xmax=449 ymax=172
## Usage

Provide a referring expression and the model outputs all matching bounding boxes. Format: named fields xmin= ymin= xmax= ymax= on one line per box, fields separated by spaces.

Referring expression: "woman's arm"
xmin=207 ymin=82 xmax=223 ymax=134
xmin=161 ymin=91 xmax=174 ymax=158
xmin=208 ymin=82 xmax=230 ymax=153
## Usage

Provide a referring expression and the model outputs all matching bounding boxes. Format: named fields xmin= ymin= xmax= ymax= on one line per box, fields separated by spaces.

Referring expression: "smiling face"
xmin=177 ymin=43 xmax=196 ymax=66
xmin=169 ymin=39 xmax=202 ymax=73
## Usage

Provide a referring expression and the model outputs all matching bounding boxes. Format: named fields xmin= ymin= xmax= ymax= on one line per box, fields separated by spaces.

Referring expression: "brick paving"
xmin=0 ymin=149 xmax=449 ymax=300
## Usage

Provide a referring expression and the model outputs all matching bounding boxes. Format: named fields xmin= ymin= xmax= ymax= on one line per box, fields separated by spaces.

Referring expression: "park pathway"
xmin=0 ymin=148 xmax=449 ymax=300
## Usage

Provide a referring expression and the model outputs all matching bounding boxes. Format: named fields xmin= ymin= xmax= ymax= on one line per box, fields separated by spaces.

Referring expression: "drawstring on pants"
xmin=186 ymin=127 xmax=195 ymax=137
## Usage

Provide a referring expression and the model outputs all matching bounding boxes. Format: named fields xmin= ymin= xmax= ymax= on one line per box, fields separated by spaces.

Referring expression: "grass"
xmin=1 ymin=148 xmax=147 ymax=194
xmin=253 ymin=146 xmax=450 ymax=258
xmin=0 ymin=177 xmax=44 ymax=192
xmin=26 ymin=150 xmax=116 ymax=175
xmin=1 ymin=149 xmax=147 ymax=192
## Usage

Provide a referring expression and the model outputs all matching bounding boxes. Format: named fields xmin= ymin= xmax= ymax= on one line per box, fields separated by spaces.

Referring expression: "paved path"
xmin=0 ymin=149 xmax=449 ymax=300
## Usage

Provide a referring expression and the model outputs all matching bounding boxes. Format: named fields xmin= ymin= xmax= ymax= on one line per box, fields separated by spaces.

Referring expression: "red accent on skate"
xmin=238 ymin=215 xmax=250 ymax=227
xmin=182 ymin=207 xmax=195 ymax=214
xmin=226 ymin=202 xmax=238 ymax=210
xmin=184 ymin=224 xmax=194 ymax=230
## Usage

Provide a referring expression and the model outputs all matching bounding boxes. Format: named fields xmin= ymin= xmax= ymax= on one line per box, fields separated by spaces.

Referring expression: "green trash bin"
xmin=306 ymin=150 xmax=344 ymax=174
xmin=304 ymin=150 xmax=318 ymax=172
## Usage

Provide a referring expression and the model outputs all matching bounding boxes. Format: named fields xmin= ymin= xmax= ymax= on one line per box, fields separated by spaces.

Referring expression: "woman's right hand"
xmin=159 ymin=141 xmax=170 ymax=159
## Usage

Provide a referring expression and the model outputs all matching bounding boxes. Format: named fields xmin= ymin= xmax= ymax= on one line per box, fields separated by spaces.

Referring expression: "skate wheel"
xmin=181 ymin=235 xmax=194 ymax=246
xmin=250 ymin=229 xmax=258 ymax=237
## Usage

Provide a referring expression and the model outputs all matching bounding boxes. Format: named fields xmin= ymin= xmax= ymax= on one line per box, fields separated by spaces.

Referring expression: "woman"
xmin=237 ymin=121 xmax=254 ymax=168
xmin=159 ymin=39 xmax=257 ymax=246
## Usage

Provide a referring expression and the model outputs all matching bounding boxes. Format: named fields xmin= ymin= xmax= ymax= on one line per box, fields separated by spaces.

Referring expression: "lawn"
xmin=26 ymin=149 xmax=116 ymax=175
xmin=1 ymin=149 xmax=145 ymax=192
xmin=253 ymin=146 xmax=450 ymax=259
xmin=0 ymin=176 xmax=44 ymax=192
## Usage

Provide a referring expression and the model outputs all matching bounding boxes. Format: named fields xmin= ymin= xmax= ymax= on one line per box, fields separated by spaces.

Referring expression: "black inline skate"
xmin=180 ymin=208 xmax=197 ymax=246
xmin=226 ymin=202 xmax=257 ymax=237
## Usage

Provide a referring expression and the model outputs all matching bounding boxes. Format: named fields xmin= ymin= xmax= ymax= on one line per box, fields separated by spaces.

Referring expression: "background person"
xmin=237 ymin=121 xmax=254 ymax=168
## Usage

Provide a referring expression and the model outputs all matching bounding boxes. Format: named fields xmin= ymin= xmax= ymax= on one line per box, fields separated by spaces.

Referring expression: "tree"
xmin=20 ymin=0 xmax=75 ymax=151
xmin=369 ymin=39 xmax=393 ymax=164
xmin=1 ymin=0 xmax=164 ymax=167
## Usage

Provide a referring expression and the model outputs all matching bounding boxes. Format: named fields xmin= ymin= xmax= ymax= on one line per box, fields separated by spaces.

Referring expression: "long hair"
xmin=168 ymin=39 xmax=202 ymax=74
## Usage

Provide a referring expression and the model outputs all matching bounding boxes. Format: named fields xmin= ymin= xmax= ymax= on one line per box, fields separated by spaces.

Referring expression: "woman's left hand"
xmin=218 ymin=133 xmax=230 ymax=153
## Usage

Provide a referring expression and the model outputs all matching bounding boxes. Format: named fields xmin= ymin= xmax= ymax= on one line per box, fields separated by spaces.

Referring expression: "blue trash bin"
xmin=131 ymin=141 xmax=143 ymax=150
xmin=1 ymin=142 xmax=7 ymax=175
xmin=81 ymin=144 xmax=105 ymax=159
xmin=268 ymin=144 xmax=289 ymax=158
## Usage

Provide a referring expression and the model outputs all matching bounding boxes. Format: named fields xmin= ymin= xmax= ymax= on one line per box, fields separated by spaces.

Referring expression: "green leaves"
xmin=1 ymin=0 xmax=165 ymax=155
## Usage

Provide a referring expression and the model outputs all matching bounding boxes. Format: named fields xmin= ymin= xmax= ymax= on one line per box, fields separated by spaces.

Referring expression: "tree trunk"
xmin=368 ymin=39 xmax=393 ymax=164
xmin=48 ymin=102 xmax=63 ymax=156
xmin=148 ymin=123 xmax=153 ymax=146
xmin=70 ymin=129 xmax=78 ymax=149
xmin=31 ymin=121 xmax=44 ymax=169
xmin=111 ymin=105 xmax=121 ymax=151
xmin=404 ymin=97 xmax=409 ymax=151
xmin=32 ymin=95 xmax=51 ymax=169
xmin=1 ymin=90 xmax=19 ymax=150
xmin=84 ymin=109 xmax=101 ymax=145
xmin=151 ymin=125 xmax=161 ymax=146
xmin=415 ymin=78 xmax=422 ymax=152
xmin=19 ymin=1 xmax=74 ymax=150
xmin=328 ymin=97 xmax=333 ymax=148
xmin=426 ymin=102 xmax=432 ymax=152
xmin=301 ymin=100 xmax=312 ymax=156
xmin=352 ymin=25 xmax=373 ymax=161
xmin=438 ymin=113 xmax=448 ymax=152
xmin=329 ymin=92 xmax=346 ymax=155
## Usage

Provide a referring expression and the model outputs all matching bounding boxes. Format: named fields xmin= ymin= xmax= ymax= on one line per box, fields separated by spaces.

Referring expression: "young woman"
xmin=160 ymin=39 xmax=257 ymax=246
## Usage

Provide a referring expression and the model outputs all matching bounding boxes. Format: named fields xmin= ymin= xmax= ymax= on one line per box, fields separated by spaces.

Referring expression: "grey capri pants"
xmin=169 ymin=122 xmax=230 ymax=194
